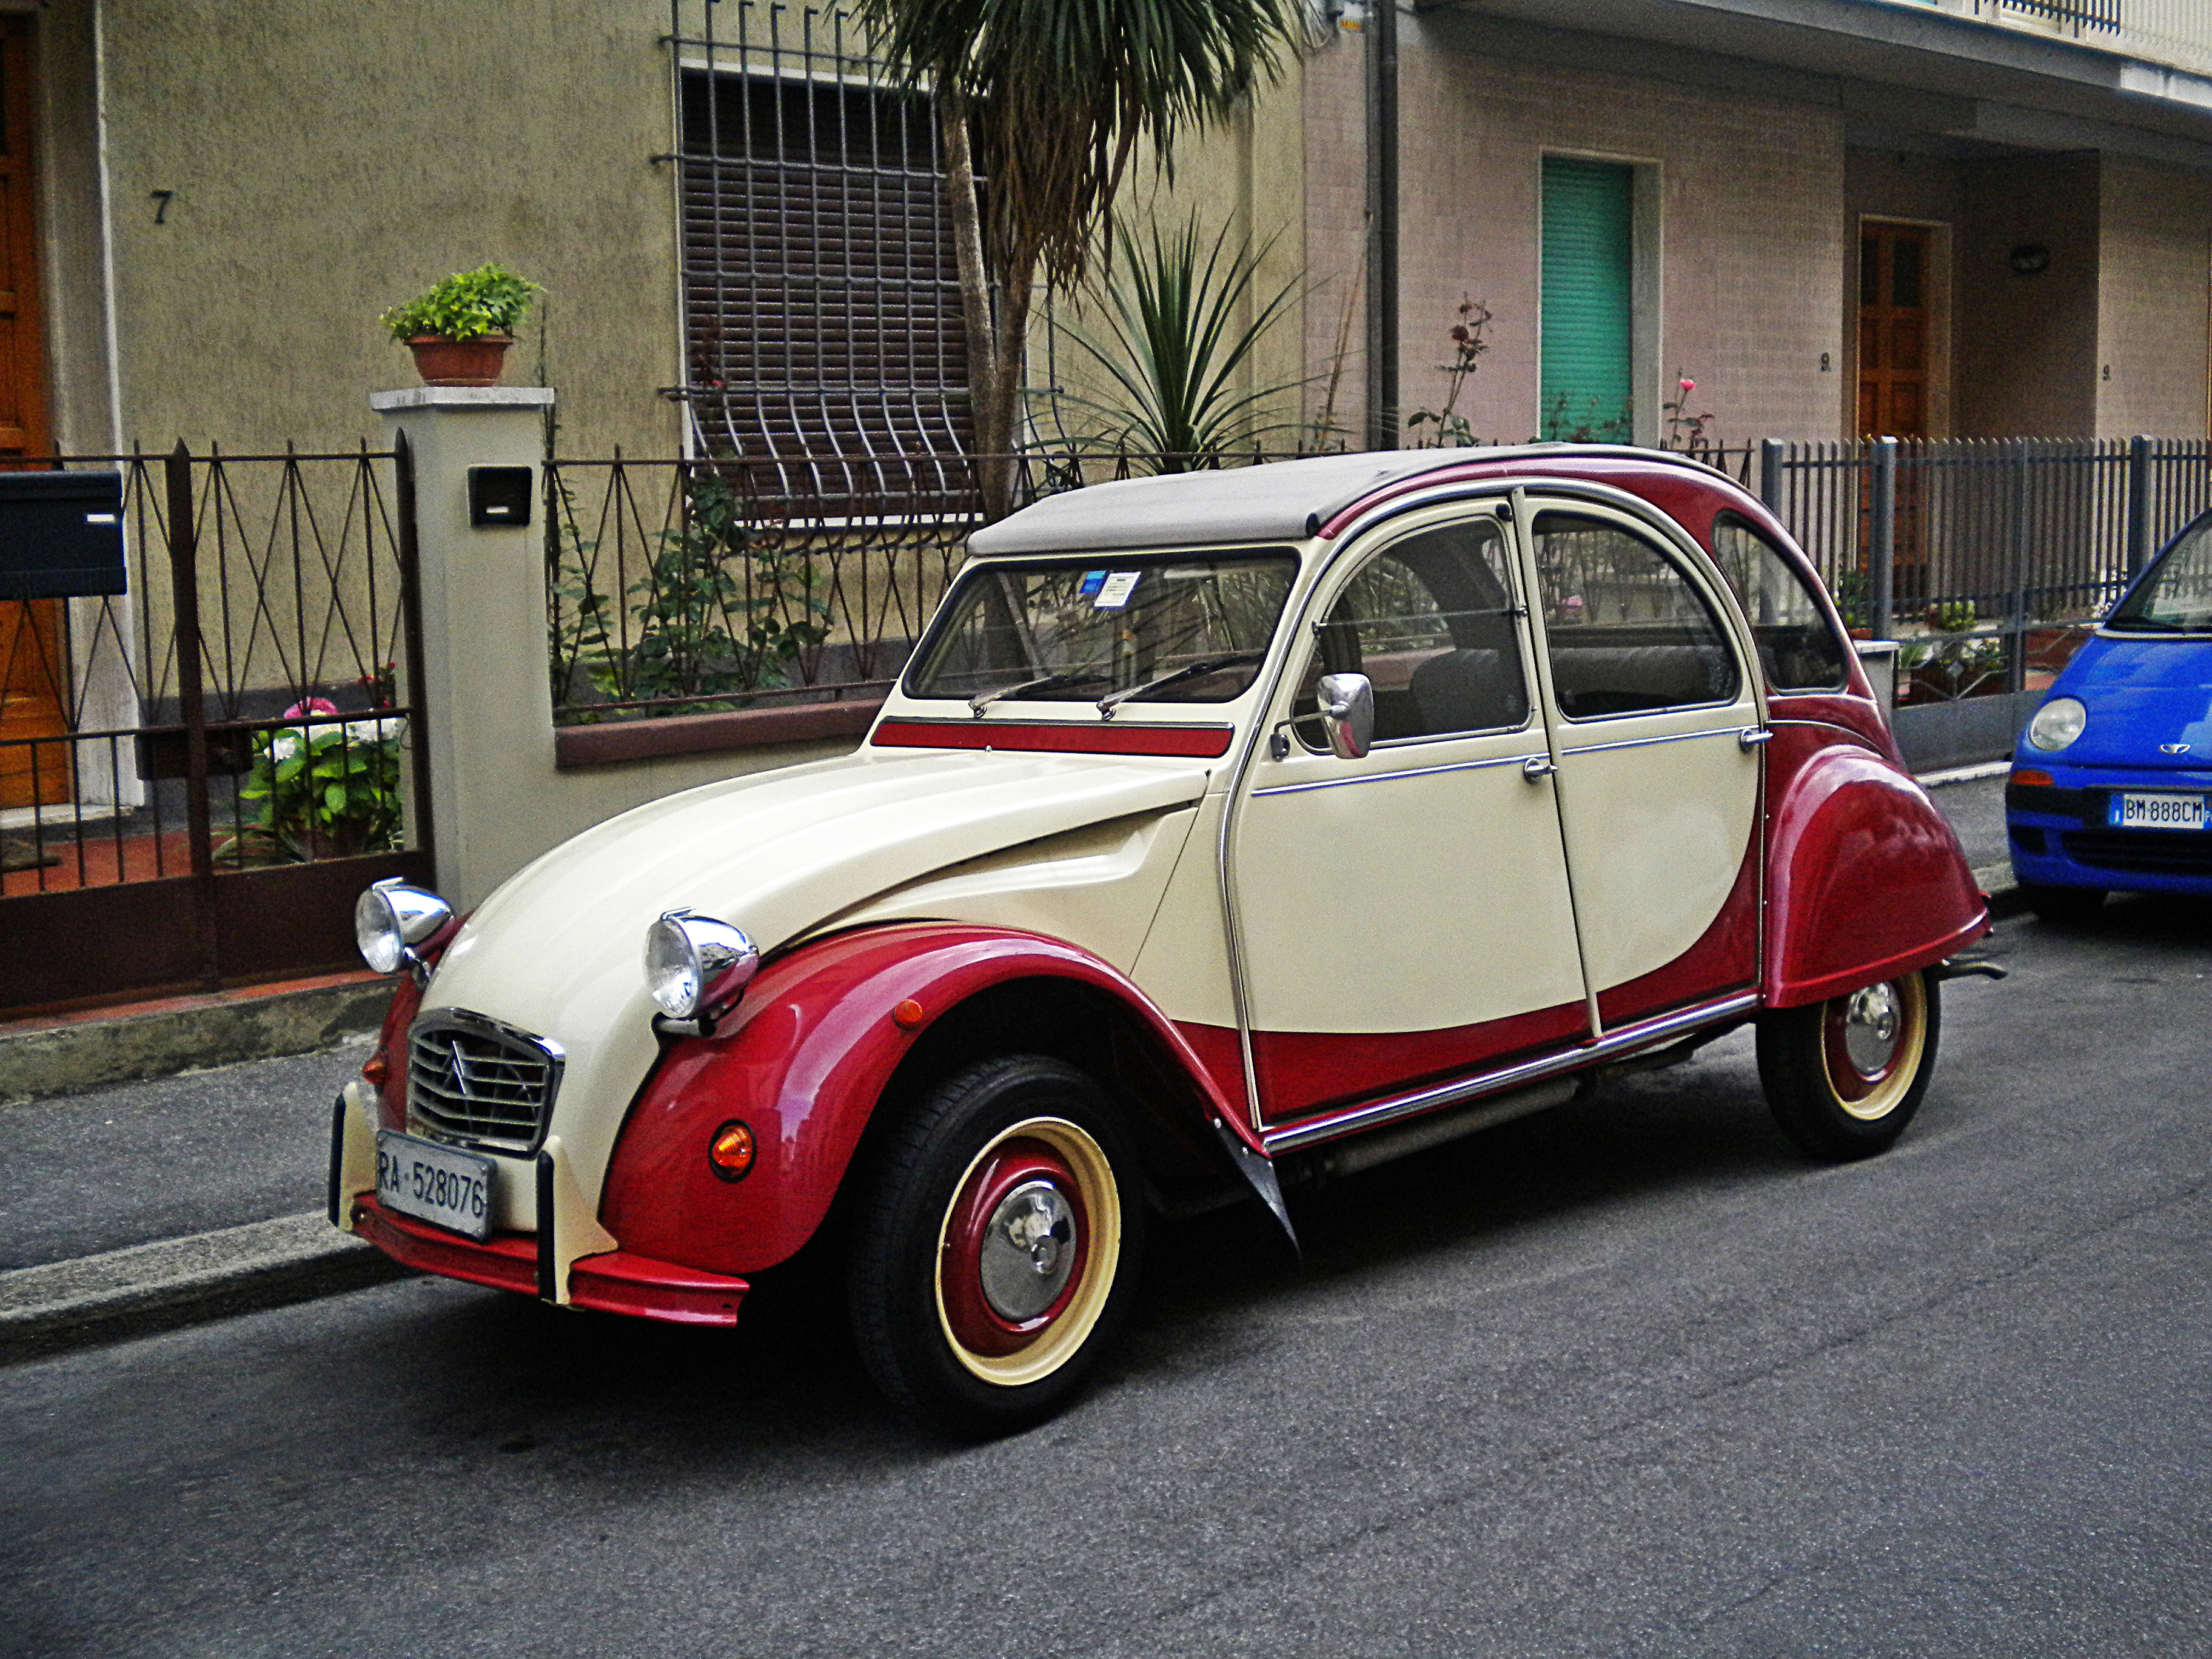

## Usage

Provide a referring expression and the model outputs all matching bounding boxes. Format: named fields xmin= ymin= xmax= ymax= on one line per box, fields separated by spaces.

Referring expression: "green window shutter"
xmin=1541 ymin=158 xmax=1634 ymax=441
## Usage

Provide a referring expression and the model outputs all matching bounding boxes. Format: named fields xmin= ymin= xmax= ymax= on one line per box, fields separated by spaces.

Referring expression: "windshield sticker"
xmin=1092 ymin=571 xmax=1142 ymax=610
xmin=1077 ymin=570 xmax=1107 ymax=597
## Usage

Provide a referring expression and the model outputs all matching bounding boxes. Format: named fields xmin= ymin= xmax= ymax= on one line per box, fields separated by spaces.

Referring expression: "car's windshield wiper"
xmin=1095 ymin=652 xmax=1267 ymax=717
xmin=968 ymin=671 xmax=1114 ymax=717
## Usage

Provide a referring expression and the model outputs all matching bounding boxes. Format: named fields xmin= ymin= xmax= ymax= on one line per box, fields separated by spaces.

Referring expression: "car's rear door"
xmin=1515 ymin=495 xmax=1765 ymax=1030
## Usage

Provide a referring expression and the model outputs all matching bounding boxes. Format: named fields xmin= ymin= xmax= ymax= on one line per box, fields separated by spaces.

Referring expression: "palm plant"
xmin=850 ymin=0 xmax=1308 ymax=519
xmin=1054 ymin=215 xmax=1303 ymax=472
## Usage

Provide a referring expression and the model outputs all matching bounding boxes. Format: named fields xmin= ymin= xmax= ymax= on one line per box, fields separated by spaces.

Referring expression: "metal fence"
xmin=545 ymin=446 xmax=1342 ymax=724
xmin=1759 ymin=437 xmax=2212 ymax=704
xmin=0 ymin=442 xmax=432 ymax=1011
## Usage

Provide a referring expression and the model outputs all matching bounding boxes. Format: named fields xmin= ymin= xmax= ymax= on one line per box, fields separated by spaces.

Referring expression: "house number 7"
xmin=150 ymin=190 xmax=174 ymax=224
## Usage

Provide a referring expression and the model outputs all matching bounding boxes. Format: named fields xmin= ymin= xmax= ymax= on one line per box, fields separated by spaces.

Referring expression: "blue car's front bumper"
xmin=2006 ymin=759 xmax=2212 ymax=894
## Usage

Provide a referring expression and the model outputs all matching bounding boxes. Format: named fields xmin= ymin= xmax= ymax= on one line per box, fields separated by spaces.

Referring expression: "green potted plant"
xmin=380 ymin=264 xmax=541 ymax=386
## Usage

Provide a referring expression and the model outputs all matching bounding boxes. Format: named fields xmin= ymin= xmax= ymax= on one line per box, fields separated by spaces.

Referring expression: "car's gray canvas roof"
xmin=965 ymin=444 xmax=1664 ymax=556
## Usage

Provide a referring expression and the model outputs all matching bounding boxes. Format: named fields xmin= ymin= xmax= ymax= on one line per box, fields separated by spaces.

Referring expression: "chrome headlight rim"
xmin=355 ymin=878 xmax=454 ymax=976
xmin=644 ymin=911 xmax=760 ymax=1021
xmin=2026 ymin=694 xmax=2088 ymax=752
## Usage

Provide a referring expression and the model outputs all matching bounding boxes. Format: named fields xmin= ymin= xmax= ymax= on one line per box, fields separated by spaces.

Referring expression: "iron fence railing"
xmin=1 ymin=443 xmax=427 ymax=905
xmin=1759 ymin=437 xmax=2212 ymax=703
xmin=546 ymin=446 xmax=1364 ymax=724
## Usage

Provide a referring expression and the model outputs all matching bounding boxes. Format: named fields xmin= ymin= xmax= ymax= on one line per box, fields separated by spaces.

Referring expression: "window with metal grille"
xmin=678 ymin=62 xmax=970 ymax=467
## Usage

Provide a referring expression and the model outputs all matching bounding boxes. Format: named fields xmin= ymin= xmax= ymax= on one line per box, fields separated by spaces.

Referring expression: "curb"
xmin=0 ymin=977 xmax=392 ymax=1108
xmin=0 ymin=1213 xmax=415 ymax=1365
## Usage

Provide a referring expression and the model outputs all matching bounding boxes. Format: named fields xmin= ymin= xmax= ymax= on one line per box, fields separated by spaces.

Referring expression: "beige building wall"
xmin=87 ymin=0 xmax=683 ymax=460
xmin=2094 ymin=153 xmax=2212 ymax=438
xmin=1326 ymin=16 xmax=1848 ymax=452
xmin=1954 ymin=152 xmax=2101 ymax=438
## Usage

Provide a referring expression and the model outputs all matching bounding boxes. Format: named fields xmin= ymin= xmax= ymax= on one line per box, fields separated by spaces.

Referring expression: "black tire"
xmin=846 ymin=1054 xmax=1147 ymax=1437
xmin=1756 ymin=969 xmax=1942 ymax=1161
xmin=2019 ymin=881 xmax=2106 ymax=924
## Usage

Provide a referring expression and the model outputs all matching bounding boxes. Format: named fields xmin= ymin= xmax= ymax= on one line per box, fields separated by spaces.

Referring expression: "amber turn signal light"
xmin=2011 ymin=767 xmax=2054 ymax=788
xmin=892 ymin=998 xmax=925 ymax=1029
xmin=361 ymin=1053 xmax=389 ymax=1087
xmin=708 ymin=1119 xmax=756 ymax=1183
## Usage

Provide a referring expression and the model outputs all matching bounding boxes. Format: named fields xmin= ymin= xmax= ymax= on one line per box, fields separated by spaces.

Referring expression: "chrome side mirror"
xmin=1315 ymin=672 xmax=1375 ymax=760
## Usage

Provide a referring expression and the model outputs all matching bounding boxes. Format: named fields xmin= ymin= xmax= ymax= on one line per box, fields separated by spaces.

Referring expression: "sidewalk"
xmin=0 ymin=769 xmax=2017 ymax=1364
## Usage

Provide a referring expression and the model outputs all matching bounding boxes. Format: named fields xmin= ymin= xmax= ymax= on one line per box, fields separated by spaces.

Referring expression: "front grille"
xmin=2062 ymin=830 xmax=2212 ymax=877
xmin=407 ymin=1012 xmax=564 ymax=1152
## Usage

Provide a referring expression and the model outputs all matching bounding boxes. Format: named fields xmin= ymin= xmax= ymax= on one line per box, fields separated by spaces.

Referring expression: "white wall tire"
xmin=847 ymin=1056 xmax=1145 ymax=1436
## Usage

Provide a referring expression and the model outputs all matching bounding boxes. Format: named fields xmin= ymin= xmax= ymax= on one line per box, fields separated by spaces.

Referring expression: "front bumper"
xmin=329 ymin=1081 xmax=748 ymax=1329
xmin=2006 ymin=760 xmax=2212 ymax=894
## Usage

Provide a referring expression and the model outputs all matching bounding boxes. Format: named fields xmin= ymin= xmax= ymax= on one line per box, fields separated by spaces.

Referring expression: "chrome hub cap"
xmin=978 ymin=1179 xmax=1077 ymax=1322
xmin=1842 ymin=982 xmax=1901 ymax=1076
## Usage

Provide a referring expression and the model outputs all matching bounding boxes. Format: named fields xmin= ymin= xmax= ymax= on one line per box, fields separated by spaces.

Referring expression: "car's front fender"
xmin=597 ymin=922 xmax=1270 ymax=1278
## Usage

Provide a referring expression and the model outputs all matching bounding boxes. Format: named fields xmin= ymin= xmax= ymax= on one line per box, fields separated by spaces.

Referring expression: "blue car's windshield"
xmin=2111 ymin=519 xmax=2212 ymax=634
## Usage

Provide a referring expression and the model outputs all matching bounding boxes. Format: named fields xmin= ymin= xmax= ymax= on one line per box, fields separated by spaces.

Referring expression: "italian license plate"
xmin=377 ymin=1130 xmax=495 ymax=1241
xmin=2108 ymin=791 xmax=2208 ymax=832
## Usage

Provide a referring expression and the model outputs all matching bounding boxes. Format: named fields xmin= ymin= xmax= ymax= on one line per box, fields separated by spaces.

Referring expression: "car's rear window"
xmin=907 ymin=551 xmax=1299 ymax=706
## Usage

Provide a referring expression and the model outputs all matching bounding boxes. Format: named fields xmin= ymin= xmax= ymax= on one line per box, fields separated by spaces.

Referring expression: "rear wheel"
xmin=847 ymin=1055 xmax=1145 ymax=1437
xmin=2019 ymin=881 xmax=2106 ymax=923
xmin=1757 ymin=969 xmax=1941 ymax=1161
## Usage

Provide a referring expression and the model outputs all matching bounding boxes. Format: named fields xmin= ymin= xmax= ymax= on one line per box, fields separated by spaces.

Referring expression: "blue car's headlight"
xmin=2026 ymin=695 xmax=2086 ymax=752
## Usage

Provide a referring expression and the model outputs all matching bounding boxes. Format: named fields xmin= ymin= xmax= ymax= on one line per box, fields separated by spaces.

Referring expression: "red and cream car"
xmin=332 ymin=446 xmax=1991 ymax=1434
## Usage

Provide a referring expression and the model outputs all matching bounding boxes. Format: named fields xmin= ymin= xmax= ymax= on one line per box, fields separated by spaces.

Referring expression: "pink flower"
xmin=283 ymin=697 xmax=341 ymax=719
xmin=1678 ymin=378 xmax=1696 ymax=393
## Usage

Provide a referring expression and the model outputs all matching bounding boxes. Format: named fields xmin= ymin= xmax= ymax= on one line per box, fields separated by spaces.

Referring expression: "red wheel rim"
xmin=938 ymin=1136 xmax=1091 ymax=1359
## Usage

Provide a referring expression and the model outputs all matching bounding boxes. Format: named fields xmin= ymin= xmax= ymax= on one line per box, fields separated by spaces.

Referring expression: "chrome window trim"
xmin=1557 ymin=726 xmax=1743 ymax=759
xmin=1261 ymin=991 xmax=1760 ymax=1155
xmin=406 ymin=1008 xmax=566 ymax=1156
xmin=1252 ymin=749 xmax=1546 ymax=797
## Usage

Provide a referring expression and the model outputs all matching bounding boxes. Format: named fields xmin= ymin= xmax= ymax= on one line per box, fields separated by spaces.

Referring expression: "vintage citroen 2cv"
xmin=332 ymin=446 xmax=1991 ymax=1434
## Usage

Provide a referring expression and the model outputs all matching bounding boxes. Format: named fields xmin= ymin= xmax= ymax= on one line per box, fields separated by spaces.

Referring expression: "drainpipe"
xmin=1364 ymin=0 xmax=1399 ymax=452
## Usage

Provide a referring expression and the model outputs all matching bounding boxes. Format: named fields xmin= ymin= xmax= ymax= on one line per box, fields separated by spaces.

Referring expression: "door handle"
xmin=1521 ymin=756 xmax=1557 ymax=782
xmin=1738 ymin=727 xmax=1773 ymax=750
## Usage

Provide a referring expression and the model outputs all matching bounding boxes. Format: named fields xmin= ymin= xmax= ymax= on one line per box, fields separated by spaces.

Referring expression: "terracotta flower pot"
xmin=406 ymin=333 xmax=513 ymax=387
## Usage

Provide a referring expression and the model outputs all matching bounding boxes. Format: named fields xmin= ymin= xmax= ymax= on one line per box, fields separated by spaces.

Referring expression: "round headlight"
xmin=644 ymin=911 xmax=759 ymax=1020
xmin=354 ymin=879 xmax=453 ymax=975
xmin=2026 ymin=695 xmax=2087 ymax=752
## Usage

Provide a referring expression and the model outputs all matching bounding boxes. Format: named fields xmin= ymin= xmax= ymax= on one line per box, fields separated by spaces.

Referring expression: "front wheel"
xmin=846 ymin=1055 xmax=1145 ymax=1437
xmin=1756 ymin=970 xmax=1942 ymax=1161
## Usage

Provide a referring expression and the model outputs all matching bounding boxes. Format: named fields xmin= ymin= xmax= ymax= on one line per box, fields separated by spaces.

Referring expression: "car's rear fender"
xmin=597 ymin=922 xmax=1271 ymax=1278
xmin=1763 ymin=728 xmax=1989 ymax=1007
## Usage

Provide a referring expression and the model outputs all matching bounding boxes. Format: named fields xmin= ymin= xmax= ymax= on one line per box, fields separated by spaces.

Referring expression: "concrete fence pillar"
xmin=371 ymin=386 xmax=557 ymax=909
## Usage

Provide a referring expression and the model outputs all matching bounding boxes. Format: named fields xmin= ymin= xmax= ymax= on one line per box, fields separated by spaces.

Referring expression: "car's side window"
xmin=1530 ymin=512 xmax=1741 ymax=718
xmin=1293 ymin=516 xmax=1531 ymax=748
xmin=1709 ymin=514 xmax=1850 ymax=692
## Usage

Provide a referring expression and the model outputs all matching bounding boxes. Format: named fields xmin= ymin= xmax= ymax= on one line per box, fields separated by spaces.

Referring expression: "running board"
xmin=1261 ymin=993 xmax=1761 ymax=1156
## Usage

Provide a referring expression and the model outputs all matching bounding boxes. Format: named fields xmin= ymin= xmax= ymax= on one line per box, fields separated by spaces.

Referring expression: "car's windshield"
xmin=907 ymin=551 xmax=1299 ymax=706
xmin=2110 ymin=518 xmax=2212 ymax=633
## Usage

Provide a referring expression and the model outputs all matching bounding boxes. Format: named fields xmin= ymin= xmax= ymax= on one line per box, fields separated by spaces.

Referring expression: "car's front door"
xmin=1228 ymin=504 xmax=1590 ymax=1124
xmin=1518 ymin=497 xmax=1765 ymax=1029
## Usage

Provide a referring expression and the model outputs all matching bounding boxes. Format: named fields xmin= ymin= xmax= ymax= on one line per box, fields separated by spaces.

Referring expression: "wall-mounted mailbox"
xmin=0 ymin=471 xmax=127 ymax=599
xmin=468 ymin=466 xmax=534 ymax=529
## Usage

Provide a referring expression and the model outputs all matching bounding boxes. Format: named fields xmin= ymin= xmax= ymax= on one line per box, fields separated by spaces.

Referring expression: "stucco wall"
xmin=2094 ymin=153 xmax=2212 ymax=438
xmin=1954 ymin=152 xmax=2100 ymax=439
xmin=93 ymin=0 xmax=682 ymax=460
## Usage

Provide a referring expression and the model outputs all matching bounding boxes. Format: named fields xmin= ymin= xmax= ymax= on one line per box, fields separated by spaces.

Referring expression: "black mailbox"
xmin=468 ymin=465 xmax=534 ymax=529
xmin=0 ymin=472 xmax=127 ymax=599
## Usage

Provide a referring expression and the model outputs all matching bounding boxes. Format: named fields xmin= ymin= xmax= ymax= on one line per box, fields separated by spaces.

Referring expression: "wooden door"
xmin=1857 ymin=223 xmax=1931 ymax=438
xmin=0 ymin=16 xmax=63 ymax=810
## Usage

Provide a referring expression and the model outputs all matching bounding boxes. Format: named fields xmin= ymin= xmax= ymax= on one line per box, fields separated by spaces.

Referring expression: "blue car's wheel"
xmin=1757 ymin=969 xmax=1941 ymax=1161
xmin=2018 ymin=880 xmax=2105 ymax=923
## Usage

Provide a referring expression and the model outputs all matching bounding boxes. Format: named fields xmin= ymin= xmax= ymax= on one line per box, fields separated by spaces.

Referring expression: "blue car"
xmin=2007 ymin=508 xmax=2212 ymax=919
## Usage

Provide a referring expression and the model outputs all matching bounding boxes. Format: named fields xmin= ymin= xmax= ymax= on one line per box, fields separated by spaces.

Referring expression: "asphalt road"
xmin=4 ymin=899 xmax=2207 ymax=1658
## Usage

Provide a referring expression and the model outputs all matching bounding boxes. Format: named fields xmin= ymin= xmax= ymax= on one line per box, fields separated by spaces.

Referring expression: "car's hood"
xmin=422 ymin=745 xmax=1214 ymax=1085
xmin=2045 ymin=634 xmax=2212 ymax=767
